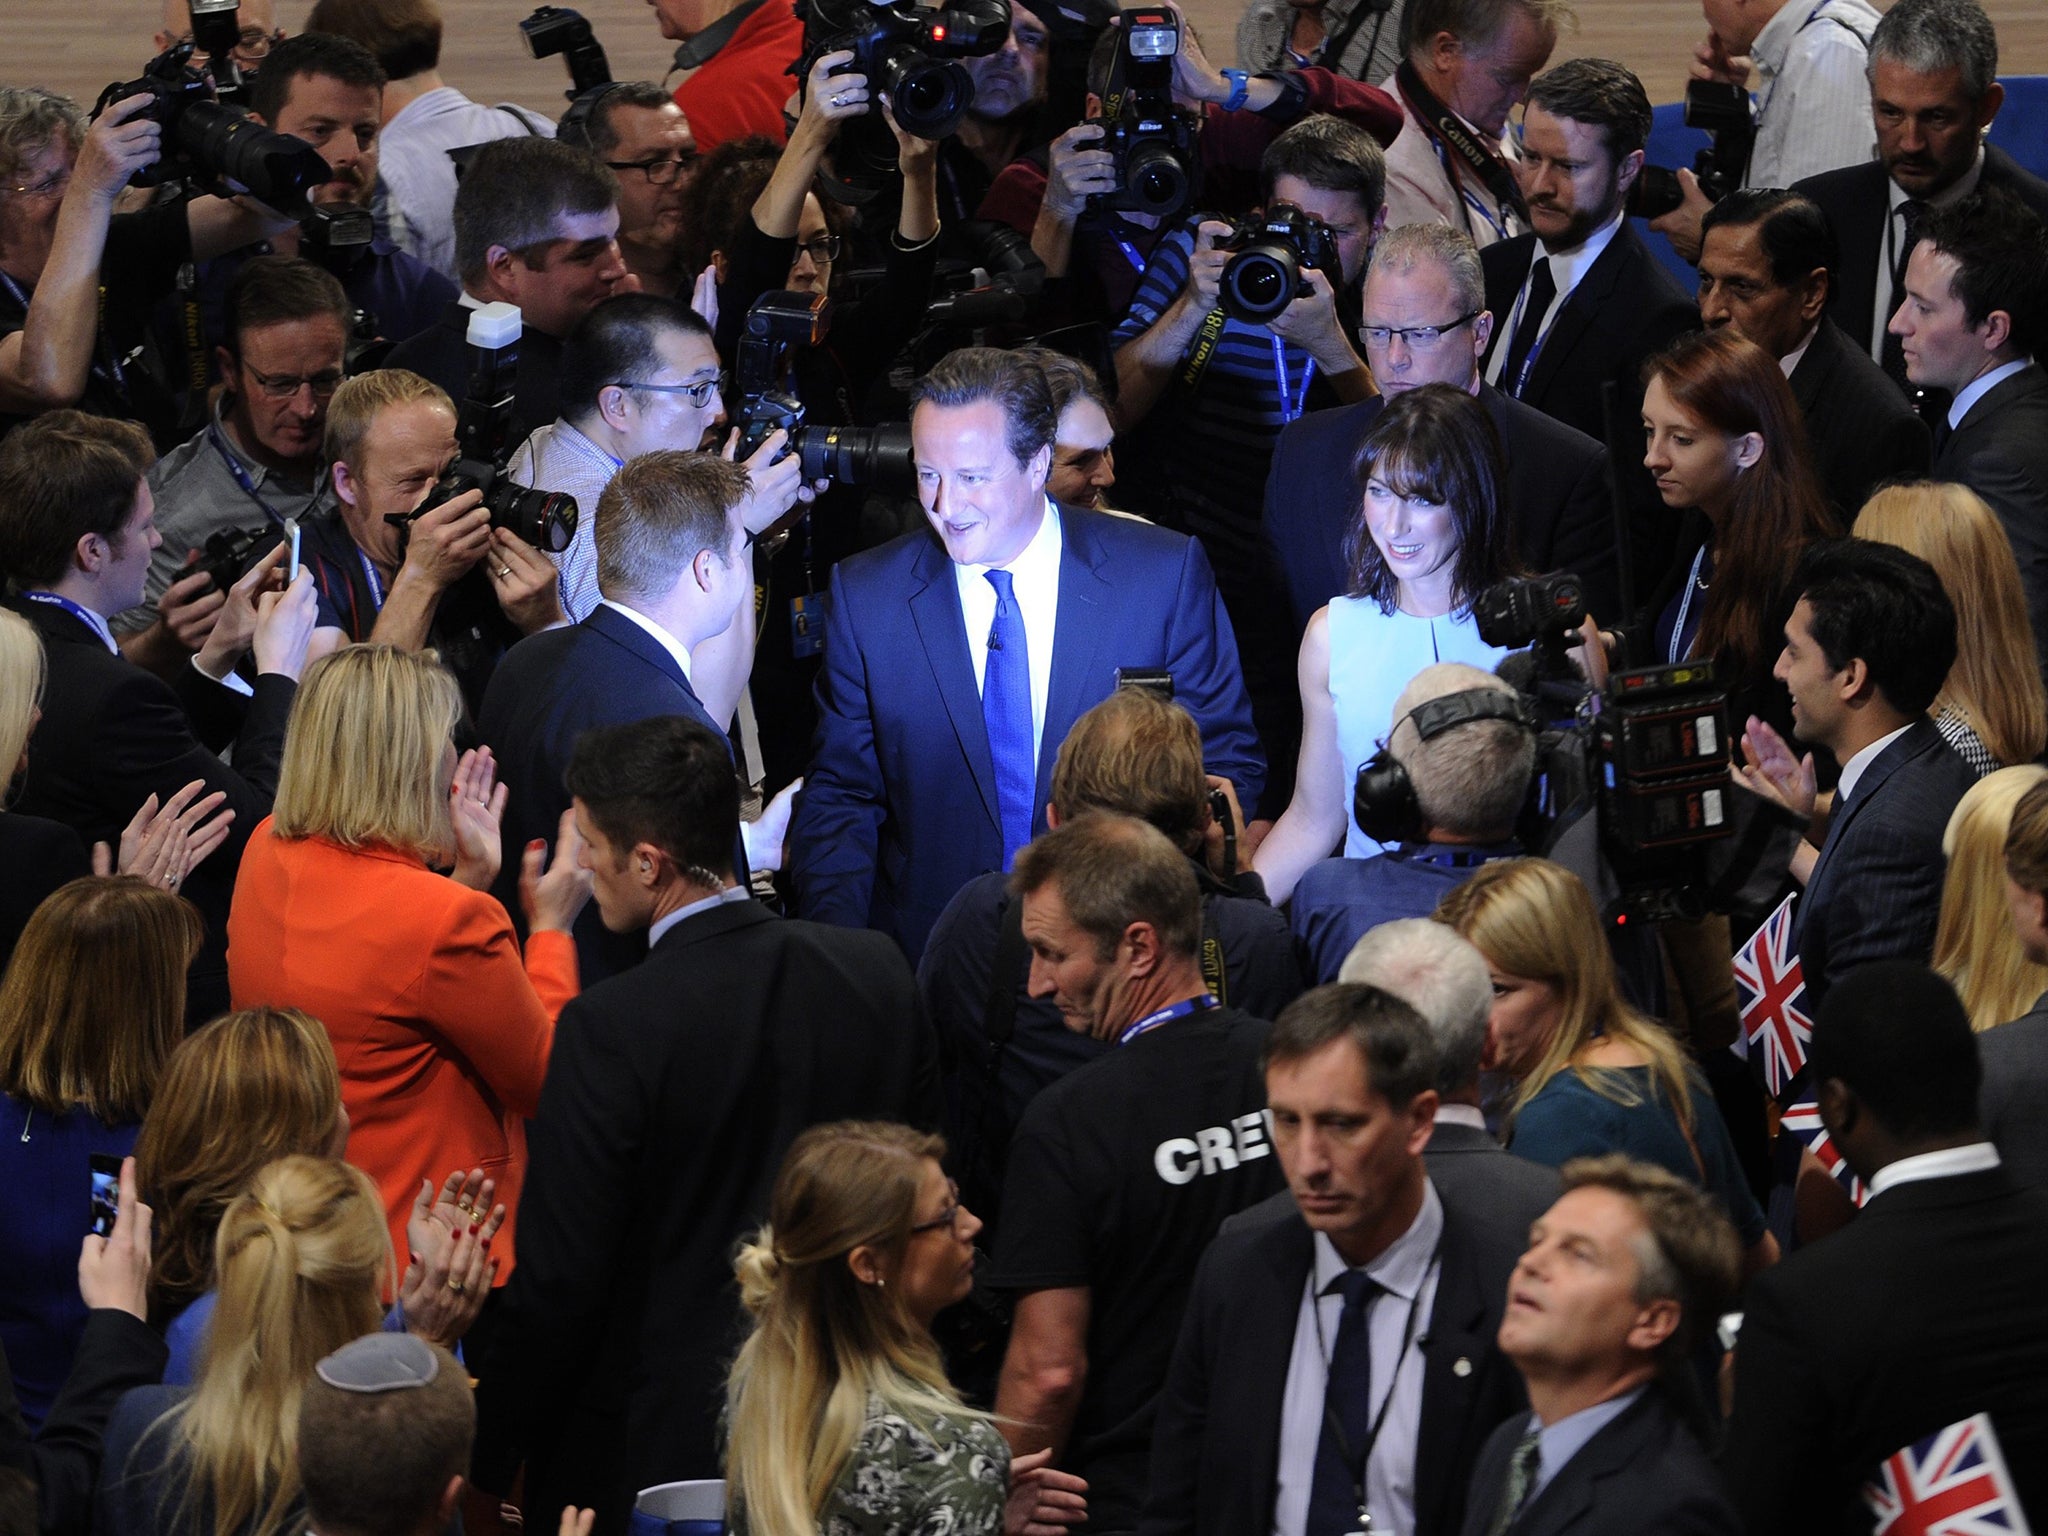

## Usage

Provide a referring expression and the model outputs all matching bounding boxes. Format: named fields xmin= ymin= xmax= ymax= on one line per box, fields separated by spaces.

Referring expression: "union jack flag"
xmin=1732 ymin=891 xmax=1812 ymax=1099
xmin=1780 ymin=1098 xmax=1868 ymax=1206
xmin=1863 ymin=1412 xmax=2034 ymax=1535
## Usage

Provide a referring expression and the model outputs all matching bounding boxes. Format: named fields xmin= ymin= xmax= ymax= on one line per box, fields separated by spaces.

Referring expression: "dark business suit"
xmin=385 ymin=305 xmax=563 ymax=449
xmin=0 ymin=1310 xmax=168 ymax=1536
xmin=478 ymin=602 xmax=735 ymax=984
xmin=470 ymin=897 xmax=942 ymax=1536
xmin=1461 ymin=1389 xmax=1739 ymax=1536
xmin=1786 ymin=318 xmax=1932 ymax=524
xmin=1793 ymin=147 xmax=2048 ymax=367
xmin=4 ymin=597 xmax=294 ymax=1019
xmin=1140 ymin=1182 xmax=1528 ymax=1536
xmin=1480 ymin=226 xmax=1699 ymax=591
xmin=0 ymin=813 xmax=90 ymax=973
xmin=1980 ymin=994 xmax=2048 ymax=1190
xmin=1793 ymin=717 xmax=1976 ymax=1008
xmin=1261 ymin=383 xmax=1619 ymax=634
xmin=1935 ymin=363 xmax=2048 ymax=669
xmin=790 ymin=505 xmax=1265 ymax=962
xmin=1721 ymin=1164 xmax=2048 ymax=1534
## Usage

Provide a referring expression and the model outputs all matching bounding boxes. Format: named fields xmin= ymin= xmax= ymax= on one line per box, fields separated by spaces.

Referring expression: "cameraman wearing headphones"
xmin=1293 ymin=661 xmax=1533 ymax=984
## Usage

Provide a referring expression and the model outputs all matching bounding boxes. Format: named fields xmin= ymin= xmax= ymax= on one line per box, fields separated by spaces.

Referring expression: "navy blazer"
xmin=478 ymin=603 xmax=734 ymax=983
xmin=1139 ymin=1186 xmax=1527 ymax=1536
xmin=1794 ymin=716 xmax=1976 ymax=1007
xmin=1262 ymin=383 xmax=1618 ymax=634
xmin=1935 ymin=363 xmax=2048 ymax=672
xmin=789 ymin=505 xmax=1265 ymax=961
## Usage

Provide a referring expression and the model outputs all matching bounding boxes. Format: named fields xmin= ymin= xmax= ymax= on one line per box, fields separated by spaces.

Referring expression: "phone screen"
xmin=89 ymin=1154 xmax=121 ymax=1238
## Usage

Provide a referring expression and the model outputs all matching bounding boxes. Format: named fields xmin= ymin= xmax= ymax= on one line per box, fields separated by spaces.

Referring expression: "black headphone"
xmin=557 ymin=82 xmax=629 ymax=150
xmin=1352 ymin=688 xmax=1540 ymax=846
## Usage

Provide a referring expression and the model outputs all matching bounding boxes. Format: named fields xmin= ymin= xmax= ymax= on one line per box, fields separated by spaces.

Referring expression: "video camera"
xmin=1090 ymin=7 xmax=1200 ymax=220
xmin=731 ymin=292 xmax=918 ymax=492
xmin=520 ymin=6 xmax=614 ymax=100
xmin=796 ymin=0 xmax=1012 ymax=142
xmin=1217 ymin=204 xmax=1341 ymax=324
xmin=394 ymin=303 xmax=578 ymax=555
xmin=1632 ymin=78 xmax=1754 ymax=220
xmin=94 ymin=39 xmax=331 ymax=212
xmin=1477 ymin=573 xmax=1735 ymax=922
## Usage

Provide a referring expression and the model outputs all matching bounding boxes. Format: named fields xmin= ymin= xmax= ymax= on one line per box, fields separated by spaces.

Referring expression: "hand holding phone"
xmin=285 ymin=516 xmax=302 ymax=583
xmin=89 ymin=1152 xmax=122 ymax=1238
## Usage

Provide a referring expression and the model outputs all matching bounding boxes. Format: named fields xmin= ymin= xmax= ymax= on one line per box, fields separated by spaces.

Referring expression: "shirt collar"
xmin=1948 ymin=358 xmax=2035 ymax=430
xmin=1531 ymin=1386 xmax=1647 ymax=1484
xmin=1889 ymin=146 xmax=1986 ymax=212
xmin=1534 ymin=209 xmax=1625 ymax=296
xmin=599 ymin=597 xmax=695 ymax=683
xmin=553 ymin=417 xmax=625 ymax=470
xmin=1836 ymin=721 xmax=1913 ymax=804
xmin=1867 ymin=1141 xmax=2001 ymax=1197
xmin=1312 ymin=1178 xmax=1444 ymax=1303
xmin=1433 ymin=1103 xmax=1488 ymax=1131
xmin=1779 ymin=322 xmax=1822 ymax=378
xmin=647 ymin=883 xmax=750 ymax=948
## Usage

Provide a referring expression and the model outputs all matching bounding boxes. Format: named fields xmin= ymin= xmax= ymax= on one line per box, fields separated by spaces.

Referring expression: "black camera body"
xmin=1091 ymin=7 xmax=1201 ymax=220
xmin=731 ymin=292 xmax=917 ymax=492
xmin=1473 ymin=572 xmax=1587 ymax=651
xmin=401 ymin=304 xmax=578 ymax=556
xmin=199 ymin=524 xmax=275 ymax=595
xmin=94 ymin=44 xmax=331 ymax=211
xmin=521 ymin=6 xmax=614 ymax=99
xmin=300 ymin=203 xmax=375 ymax=274
xmin=1217 ymin=203 xmax=1341 ymax=324
xmin=1632 ymin=78 xmax=1752 ymax=220
xmin=796 ymin=0 xmax=1011 ymax=141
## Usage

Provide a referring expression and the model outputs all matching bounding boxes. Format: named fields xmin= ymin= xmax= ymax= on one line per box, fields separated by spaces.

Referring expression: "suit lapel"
xmin=1415 ymin=1208 xmax=1495 ymax=1535
xmin=907 ymin=535 xmax=1003 ymax=831
xmin=1952 ymin=364 xmax=2048 ymax=436
xmin=1039 ymin=507 xmax=1106 ymax=823
xmin=1521 ymin=231 xmax=1628 ymax=405
xmin=1804 ymin=719 xmax=1936 ymax=915
xmin=1788 ymin=324 xmax=1840 ymax=415
xmin=1511 ymin=1394 xmax=1661 ymax=1536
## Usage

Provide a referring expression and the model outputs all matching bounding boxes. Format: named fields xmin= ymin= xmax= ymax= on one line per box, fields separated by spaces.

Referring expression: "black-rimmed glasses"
xmin=605 ymin=153 xmax=697 ymax=185
xmin=614 ymin=373 xmax=726 ymax=407
xmin=1360 ymin=311 xmax=1482 ymax=349
xmin=908 ymin=1179 xmax=964 ymax=1237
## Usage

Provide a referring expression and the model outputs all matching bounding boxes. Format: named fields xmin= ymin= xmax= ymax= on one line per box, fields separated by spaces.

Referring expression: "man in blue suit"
xmin=480 ymin=450 xmax=773 ymax=982
xmin=790 ymin=347 xmax=1265 ymax=962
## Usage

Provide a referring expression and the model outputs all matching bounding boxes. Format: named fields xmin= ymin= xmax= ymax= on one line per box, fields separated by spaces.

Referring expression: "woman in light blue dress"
xmin=1253 ymin=383 xmax=1522 ymax=901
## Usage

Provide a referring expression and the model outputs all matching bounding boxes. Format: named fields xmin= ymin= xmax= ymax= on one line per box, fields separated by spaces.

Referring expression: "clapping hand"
xmin=93 ymin=778 xmax=234 ymax=892
xmin=399 ymin=1168 xmax=504 ymax=1346
xmin=1733 ymin=714 xmax=1817 ymax=821
xmin=449 ymin=747 xmax=509 ymax=890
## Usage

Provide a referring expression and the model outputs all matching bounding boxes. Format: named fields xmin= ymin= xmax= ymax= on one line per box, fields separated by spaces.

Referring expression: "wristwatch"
xmin=1220 ymin=68 xmax=1252 ymax=112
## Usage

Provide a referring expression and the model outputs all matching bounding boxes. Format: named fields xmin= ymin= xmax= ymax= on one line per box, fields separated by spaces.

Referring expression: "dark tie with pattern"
xmin=1498 ymin=256 xmax=1556 ymax=399
xmin=1880 ymin=199 xmax=1930 ymax=391
xmin=1486 ymin=1423 xmax=1545 ymax=1536
xmin=981 ymin=567 xmax=1034 ymax=869
xmin=1306 ymin=1270 xmax=1380 ymax=1536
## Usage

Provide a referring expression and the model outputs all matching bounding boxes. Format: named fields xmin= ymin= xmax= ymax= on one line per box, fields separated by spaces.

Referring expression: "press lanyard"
xmin=1309 ymin=1238 xmax=1443 ymax=1535
xmin=1669 ymin=544 xmax=1709 ymax=664
xmin=208 ymin=423 xmax=293 ymax=528
xmin=1501 ymin=270 xmax=1557 ymax=399
xmin=356 ymin=547 xmax=386 ymax=614
xmin=1432 ymin=139 xmax=1511 ymax=243
xmin=1117 ymin=993 xmax=1218 ymax=1045
xmin=1273 ymin=334 xmax=1315 ymax=424
xmin=21 ymin=591 xmax=117 ymax=654
xmin=0 ymin=267 xmax=128 ymax=398
xmin=1115 ymin=237 xmax=1149 ymax=274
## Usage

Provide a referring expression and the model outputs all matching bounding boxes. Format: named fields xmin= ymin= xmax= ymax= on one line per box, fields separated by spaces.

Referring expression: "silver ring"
xmin=495 ymin=565 xmax=512 ymax=579
xmin=165 ymin=873 xmax=179 ymax=887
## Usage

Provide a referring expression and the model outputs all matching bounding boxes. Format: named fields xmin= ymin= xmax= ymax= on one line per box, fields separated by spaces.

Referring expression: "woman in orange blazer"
xmin=227 ymin=644 xmax=591 ymax=1291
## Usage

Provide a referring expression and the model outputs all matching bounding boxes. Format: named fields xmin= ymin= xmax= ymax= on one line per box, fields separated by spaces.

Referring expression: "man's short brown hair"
xmin=304 ymin=0 xmax=443 ymax=78
xmin=1049 ymin=687 xmax=1208 ymax=857
xmin=222 ymin=255 xmax=351 ymax=358
xmin=1010 ymin=812 xmax=1202 ymax=962
xmin=1559 ymin=1154 xmax=1741 ymax=1364
xmin=594 ymin=451 xmax=751 ymax=604
xmin=0 ymin=411 xmax=155 ymax=589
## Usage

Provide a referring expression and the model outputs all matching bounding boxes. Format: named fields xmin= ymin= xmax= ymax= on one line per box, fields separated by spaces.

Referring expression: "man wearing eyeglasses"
xmin=151 ymin=0 xmax=286 ymax=76
xmin=1261 ymin=220 xmax=1614 ymax=643
xmin=557 ymin=83 xmax=700 ymax=301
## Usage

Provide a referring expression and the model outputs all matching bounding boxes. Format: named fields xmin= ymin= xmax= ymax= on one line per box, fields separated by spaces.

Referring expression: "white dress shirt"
xmin=1868 ymin=148 xmax=1985 ymax=361
xmin=598 ymin=598 xmax=695 ymax=684
xmin=646 ymin=883 xmax=751 ymax=948
xmin=1835 ymin=721 xmax=1912 ymax=805
xmin=1778 ymin=323 xmax=1822 ymax=379
xmin=1272 ymin=1182 xmax=1444 ymax=1536
xmin=1433 ymin=1103 xmax=1489 ymax=1131
xmin=953 ymin=499 xmax=1063 ymax=776
xmin=377 ymin=87 xmax=554 ymax=280
xmin=1484 ymin=212 xmax=1624 ymax=389
xmin=1867 ymin=1141 xmax=2001 ymax=1197
xmin=1947 ymin=358 xmax=2035 ymax=431
xmin=1746 ymin=0 xmax=1880 ymax=189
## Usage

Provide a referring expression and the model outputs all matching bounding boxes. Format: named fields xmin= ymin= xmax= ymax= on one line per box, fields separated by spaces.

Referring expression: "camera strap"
xmin=671 ymin=0 xmax=770 ymax=71
xmin=1393 ymin=62 xmax=1529 ymax=237
xmin=1177 ymin=304 xmax=1229 ymax=391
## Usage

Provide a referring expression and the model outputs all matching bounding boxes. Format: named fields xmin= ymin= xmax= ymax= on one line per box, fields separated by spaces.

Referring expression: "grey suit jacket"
xmin=1980 ymin=993 xmax=2048 ymax=1191
xmin=1935 ymin=363 xmax=2048 ymax=669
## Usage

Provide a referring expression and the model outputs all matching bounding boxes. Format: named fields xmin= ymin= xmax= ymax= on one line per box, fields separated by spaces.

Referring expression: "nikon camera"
xmin=796 ymin=0 xmax=1012 ymax=141
xmin=1089 ymin=7 xmax=1201 ymax=220
xmin=730 ymin=292 xmax=918 ymax=493
xmin=1216 ymin=204 xmax=1341 ymax=324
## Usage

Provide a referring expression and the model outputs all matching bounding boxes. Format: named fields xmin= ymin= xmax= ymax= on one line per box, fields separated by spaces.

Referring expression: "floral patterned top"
xmin=732 ymin=1395 xmax=1009 ymax=1536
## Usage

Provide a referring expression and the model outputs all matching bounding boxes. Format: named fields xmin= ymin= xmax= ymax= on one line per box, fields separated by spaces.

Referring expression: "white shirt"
xmin=1273 ymin=1182 xmax=1444 ymax=1536
xmin=1835 ymin=721 xmax=1911 ymax=805
xmin=1433 ymin=1103 xmax=1488 ymax=1131
xmin=646 ymin=883 xmax=751 ymax=948
xmin=1484 ymin=212 xmax=1625 ymax=389
xmin=598 ymin=598 xmax=695 ymax=684
xmin=1747 ymin=0 xmax=1880 ymax=189
xmin=1867 ymin=1141 xmax=2001 ymax=1197
xmin=1947 ymin=358 xmax=2035 ymax=431
xmin=1868 ymin=149 xmax=1985 ymax=362
xmin=377 ymin=87 xmax=554 ymax=280
xmin=512 ymin=419 xmax=623 ymax=621
xmin=953 ymin=500 xmax=1063 ymax=775
xmin=1779 ymin=323 xmax=1822 ymax=379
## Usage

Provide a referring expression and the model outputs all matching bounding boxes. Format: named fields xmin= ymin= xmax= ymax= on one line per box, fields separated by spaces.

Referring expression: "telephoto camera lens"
xmin=1123 ymin=139 xmax=1190 ymax=218
xmin=797 ymin=422 xmax=918 ymax=493
xmin=878 ymin=52 xmax=974 ymax=138
xmin=182 ymin=100 xmax=333 ymax=210
xmin=487 ymin=483 xmax=579 ymax=554
xmin=1220 ymin=243 xmax=1301 ymax=324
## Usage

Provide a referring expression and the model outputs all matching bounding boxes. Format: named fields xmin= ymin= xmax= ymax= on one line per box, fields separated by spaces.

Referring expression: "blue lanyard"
xmin=1502 ymin=272 xmax=1555 ymax=399
xmin=208 ymin=423 xmax=294 ymax=528
xmin=1272 ymin=334 xmax=1316 ymax=424
xmin=1669 ymin=544 xmax=1709 ymax=663
xmin=22 ymin=590 xmax=117 ymax=653
xmin=0 ymin=267 xmax=129 ymax=398
xmin=1119 ymin=994 xmax=1219 ymax=1045
xmin=1115 ymin=237 xmax=1149 ymax=274
xmin=1430 ymin=139 xmax=1512 ymax=244
xmin=356 ymin=547 xmax=386 ymax=613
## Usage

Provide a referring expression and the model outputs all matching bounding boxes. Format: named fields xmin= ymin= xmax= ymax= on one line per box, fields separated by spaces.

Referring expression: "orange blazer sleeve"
xmin=416 ymin=893 xmax=578 ymax=1119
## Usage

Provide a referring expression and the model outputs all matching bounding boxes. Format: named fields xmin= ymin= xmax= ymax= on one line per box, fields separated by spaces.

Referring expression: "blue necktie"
xmin=982 ymin=567 xmax=1034 ymax=868
xmin=1306 ymin=1269 xmax=1380 ymax=1536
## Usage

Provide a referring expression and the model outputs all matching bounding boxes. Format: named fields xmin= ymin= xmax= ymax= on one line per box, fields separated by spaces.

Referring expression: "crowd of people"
xmin=4 ymin=0 xmax=2048 ymax=1530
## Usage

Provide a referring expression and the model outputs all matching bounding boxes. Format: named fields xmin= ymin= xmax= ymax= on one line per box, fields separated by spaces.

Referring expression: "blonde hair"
xmin=725 ymin=1122 xmax=980 ymax=1536
xmin=270 ymin=645 xmax=461 ymax=863
xmin=0 ymin=877 xmax=200 ymax=1122
xmin=1854 ymin=482 xmax=2048 ymax=767
xmin=134 ymin=1008 xmax=344 ymax=1320
xmin=321 ymin=368 xmax=452 ymax=475
xmin=146 ymin=1156 xmax=389 ymax=1536
xmin=1935 ymin=765 xmax=2048 ymax=1031
xmin=1433 ymin=859 xmax=1699 ymax=1134
xmin=0 ymin=609 xmax=44 ymax=802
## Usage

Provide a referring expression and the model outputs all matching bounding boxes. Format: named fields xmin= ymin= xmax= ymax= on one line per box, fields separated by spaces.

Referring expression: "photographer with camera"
xmin=934 ymin=0 xmax=1057 ymax=233
xmin=0 ymin=86 xmax=300 ymax=450
xmin=980 ymin=5 xmax=1401 ymax=324
xmin=300 ymin=368 xmax=565 ymax=716
xmin=1644 ymin=0 xmax=1880 ymax=265
xmin=555 ymin=83 xmax=701 ymax=301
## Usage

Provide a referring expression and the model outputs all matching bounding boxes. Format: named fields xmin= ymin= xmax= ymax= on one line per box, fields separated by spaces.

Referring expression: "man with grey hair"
xmin=1792 ymin=0 xmax=2048 ymax=390
xmin=1290 ymin=662 xmax=1534 ymax=984
xmin=1378 ymin=0 xmax=1568 ymax=246
xmin=1263 ymin=220 xmax=1614 ymax=633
